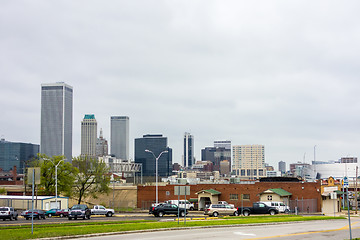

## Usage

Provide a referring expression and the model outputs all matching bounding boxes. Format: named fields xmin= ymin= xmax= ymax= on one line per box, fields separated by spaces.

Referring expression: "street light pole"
xmin=44 ymin=158 xmax=65 ymax=208
xmin=145 ymin=149 xmax=168 ymax=204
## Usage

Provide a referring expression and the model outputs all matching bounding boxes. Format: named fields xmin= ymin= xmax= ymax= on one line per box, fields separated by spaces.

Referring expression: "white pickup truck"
xmin=90 ymin=205 xmax=115 ymax=217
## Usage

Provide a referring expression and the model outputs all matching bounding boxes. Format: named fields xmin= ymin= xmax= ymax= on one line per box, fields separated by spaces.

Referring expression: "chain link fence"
xmin=289 ymin=198 xmax=317 ymax=213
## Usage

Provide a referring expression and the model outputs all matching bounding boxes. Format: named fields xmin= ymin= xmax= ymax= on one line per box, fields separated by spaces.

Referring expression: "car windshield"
xmin=72 ymin=205 xmax=85 ymax=210
xmin=0 ymin=208 xmax=8 ymax=211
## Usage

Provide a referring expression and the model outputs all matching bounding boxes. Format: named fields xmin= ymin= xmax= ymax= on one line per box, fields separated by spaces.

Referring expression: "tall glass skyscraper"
xmin=110 ymin=116 xmax=129 ymax=160
xmin=41 ymin=82 xmax=73 ymax=162
xmin=81 ymin=114 xmax=97 ymax=157
xmin=183 ymin=132 xmax=194 ymax=168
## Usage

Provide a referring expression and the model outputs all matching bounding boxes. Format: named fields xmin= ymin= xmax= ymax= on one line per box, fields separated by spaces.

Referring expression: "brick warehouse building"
xmin=138 ymin=181 xmax=321 ymax=212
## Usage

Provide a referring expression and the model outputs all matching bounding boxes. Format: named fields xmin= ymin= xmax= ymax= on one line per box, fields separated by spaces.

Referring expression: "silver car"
xmin=204 ymin=204 xmax=238 ymax=217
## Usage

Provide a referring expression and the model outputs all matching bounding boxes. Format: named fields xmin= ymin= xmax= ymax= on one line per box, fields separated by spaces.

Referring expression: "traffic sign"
xmin=344 ymin=176 xmax=349 ymax=188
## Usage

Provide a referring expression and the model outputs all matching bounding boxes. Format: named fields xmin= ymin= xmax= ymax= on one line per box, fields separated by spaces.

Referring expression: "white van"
xmin=165 ymin=200 xmax=195 ymax=210
xmin=262 ymin=202 xmax=290 ymax=213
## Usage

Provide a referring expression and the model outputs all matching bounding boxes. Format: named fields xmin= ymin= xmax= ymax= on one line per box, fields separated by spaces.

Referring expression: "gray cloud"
xmin=1 ymin=1 xmax=360 ymax=168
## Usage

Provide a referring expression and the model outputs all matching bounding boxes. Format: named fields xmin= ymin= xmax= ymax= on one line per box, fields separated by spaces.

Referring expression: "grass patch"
xmin=1 ymin=216 xmax=345 ymax=240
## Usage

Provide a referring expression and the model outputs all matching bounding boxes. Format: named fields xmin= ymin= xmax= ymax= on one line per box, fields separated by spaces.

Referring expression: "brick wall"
xmin=138 ymin=181 xmax=321 ymax=211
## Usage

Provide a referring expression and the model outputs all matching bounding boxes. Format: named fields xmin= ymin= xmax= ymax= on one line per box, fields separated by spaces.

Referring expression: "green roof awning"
xmin=335 ymin=190 xmax=345 ymax=195
xmin=196 ymin=189 xmax=221 ymax=195
xmin=267 ymin=188 xmax=292 ymax=197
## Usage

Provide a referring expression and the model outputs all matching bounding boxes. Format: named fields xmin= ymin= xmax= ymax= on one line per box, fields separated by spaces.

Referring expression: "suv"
xmin=0 ymin=207 xmax=18 ymax=221
xmin=150 ymin=203 xmax=187 ymax=217
xmin=262 ymin=201 xmax=290 ymax=213
xmin=68 ymin=204 xmax=91 ymax=220
xmin=204 ymin=204 xmax=238 ymax=217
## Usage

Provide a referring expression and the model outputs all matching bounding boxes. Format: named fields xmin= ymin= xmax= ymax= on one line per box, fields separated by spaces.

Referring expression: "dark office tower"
xmin=278 ymin=161 xmax=286 ymax=174
xmin=135 ymin=134 xmax=172 ymax=177
xmin=183 ymin=132 xmax=194 ymax=168
xmin=110 ymin=116 xmax=129 ymax=160
xmin=201 ymin=146 xmax=231 ymax=172
xmin=41 ymin=82 xmax=73 ymax=162
xmin=0 ymin=138 xmax=39 ymax=174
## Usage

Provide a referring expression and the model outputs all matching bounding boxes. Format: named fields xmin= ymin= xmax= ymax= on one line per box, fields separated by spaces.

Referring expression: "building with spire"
xmin=96 ymin=128 xmax=108 ymax=157
xmin=81 ymin=114 xmax=97 ymax=157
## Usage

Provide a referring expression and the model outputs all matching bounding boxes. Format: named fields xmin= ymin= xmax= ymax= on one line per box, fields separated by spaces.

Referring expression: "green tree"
xmin=33 ymin=154 xmax=77 ymax=197
xmin=72 ymin=156 xmax=110 ymax=204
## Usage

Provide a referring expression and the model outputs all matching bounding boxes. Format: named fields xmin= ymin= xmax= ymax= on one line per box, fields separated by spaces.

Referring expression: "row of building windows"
xmin=229 ymin=194 xmax=250 ymax=201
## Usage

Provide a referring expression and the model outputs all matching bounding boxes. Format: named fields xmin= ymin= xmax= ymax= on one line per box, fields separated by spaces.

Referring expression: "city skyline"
xmin=2 ymin=1 xmax=360 ymax=168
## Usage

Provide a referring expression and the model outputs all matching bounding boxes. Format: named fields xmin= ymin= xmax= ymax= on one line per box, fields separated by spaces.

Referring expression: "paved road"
xmin=76 ymin=219 xmax=360 ymax=240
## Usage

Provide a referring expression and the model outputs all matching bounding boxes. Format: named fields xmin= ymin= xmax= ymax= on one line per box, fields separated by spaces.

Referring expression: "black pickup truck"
xmin=150 ymin=203 xmax=188 ymax=217
xmin=237 ymin=202 xmax=279 ymax=216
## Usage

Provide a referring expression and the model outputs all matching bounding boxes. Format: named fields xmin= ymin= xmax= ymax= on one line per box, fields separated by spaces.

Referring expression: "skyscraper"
xmin=183 ymin=132 xmax=194 ymax=168
xmin=81 ymin=114 xmax=97 ymax=157
xmin=232 ymin=144 xmax=266 ymax=179
xmin=41 ymin=82 xmax=73 ymax=161
xmin=96 ymin=128 xmax=108 ymax=157
xmin=214 ymin=140 xmax=231 ymax=150
xmin=135 ymin=134 xmax=172 ymax=177
xmin=110 ymin=116 xmax=129 ymax=160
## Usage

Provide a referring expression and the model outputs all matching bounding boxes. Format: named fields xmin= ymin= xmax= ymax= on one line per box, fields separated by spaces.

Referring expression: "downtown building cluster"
xmin=1 ymin=82 xmax=359 ymax=185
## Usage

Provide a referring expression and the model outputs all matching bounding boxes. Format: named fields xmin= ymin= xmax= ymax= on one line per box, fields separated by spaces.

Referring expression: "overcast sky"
xmin=1 ymin=1 xmax=360 ymax=170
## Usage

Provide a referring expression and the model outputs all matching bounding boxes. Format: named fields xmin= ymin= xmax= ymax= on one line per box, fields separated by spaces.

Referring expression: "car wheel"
xmin=87 ymin=214 xmax=91 ymax=219
xmin=74 ymin=216 xmax=77 ymax=220
xmin=106 ymin=212 xmax=113 ymax=217
xmin=234 ymin=211 xmax=239 ymax=216
xmin=180 ymin=211 xmax=185 ymax=217
xmin=158 ymin=211 xmax=164 ymax=217
xmin=68 ymin=217 xmax=72 ymax=220
xmin=284 ymin=209 xmax=290 ymax=214
xmin=10 ymin=215 xmax=13 ymax=221
xmin=26 ymin=217 xmax=29 ymax=220
xmin=269 ymin=210 xmax=275 ymax=215
xmin=243 ymin=210 xmax=250 ymax=216
xmin=60 ymin=213 xmax=64 ymax=218
xmin=190 ymin=207 xmax=194 ymax=211
xmin=48 ymin=214 xmax=52 ymax=218
xmin=83 ymin=216 xmax=86 ymax=220
xmin=15 ymin=216 xmax=18 ymax=220
xmin=2 ymin=219 xmax=5 ymax=221
xmin=213 ymin=212 xmax=219 ymax=217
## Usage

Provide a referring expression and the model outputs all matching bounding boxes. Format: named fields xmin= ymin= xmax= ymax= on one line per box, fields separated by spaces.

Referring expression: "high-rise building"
xmin=134 ymin=134 xmax=172 ymax=177
xmin=110 ymin=116 xmax=129 ymax=160
xmin=232 ymin=144 xmax=266 ymax=179
xmin=214 ymin=140 xmax=231 ymax=150
xmin=278 ymin=161 xmax=286 ymax=174
xmin=96 ymin=128 xmax=108 ymax=157
xmin=201 ymin=146 xmax=231 ymax=172
xmin=183 ymin=132 xmax=194 ymax=168
xmin=41 ymin=82 xmax=73 ymax=161
xmin=0 ymin=138 xmax=39 ymax=174
xmin=81 ymin=114 xmax=97 ymax=157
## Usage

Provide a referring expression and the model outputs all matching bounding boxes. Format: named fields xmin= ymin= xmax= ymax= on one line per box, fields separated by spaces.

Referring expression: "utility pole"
xmin=356 ymin=166 xmax=358 ymax=214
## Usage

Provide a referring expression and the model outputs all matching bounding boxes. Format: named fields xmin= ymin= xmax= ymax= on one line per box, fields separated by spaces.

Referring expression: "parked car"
xmin=90 ymin=205 xmax=115 ymax=217
xmin=23 ymin=209 xmax=46 ymax=220
xmin=204 ymin=204 xmax=238 ymax=217
xmin=218 ymin=201 xmax=235 ymax=208
xmin=0 ymin=207 xmax=18 ymax=221
xmin=262 ymin=201 xmax=290 ymax=213
xmin=237 ymin=202 xmax=279 ymax=216
xmin=165 ymin=200 xmax=195 ymax=210
xmin=45 ymin=208 xmax=60 ymax=217
xmin=57 ymin=209 xmax=69 ymax=217
xmin=149 ymin=203 xmax=165 ymax=214
xmin=68 ymin=204 xmax=91 ymax=220
xmin=150 ymin=203 xmax=188 ymax=217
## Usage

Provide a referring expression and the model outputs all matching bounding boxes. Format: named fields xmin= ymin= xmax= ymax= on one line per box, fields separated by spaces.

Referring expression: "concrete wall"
xmin=69 ymin=185 xmax=137 ymax=209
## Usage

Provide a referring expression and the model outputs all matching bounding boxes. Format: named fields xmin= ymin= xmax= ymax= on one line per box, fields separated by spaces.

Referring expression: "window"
xmin=230 ymin=194 xmax=238 ymax=200
xmin=267 ymin=195 xmax=272 ymax=200
xmin=166 ymin=191 xmax=170 ymax=196
xmin=241 ymin=169 xmax=245 ymax=176
xmin=242 ymin=194 xmax=250 ymax=201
